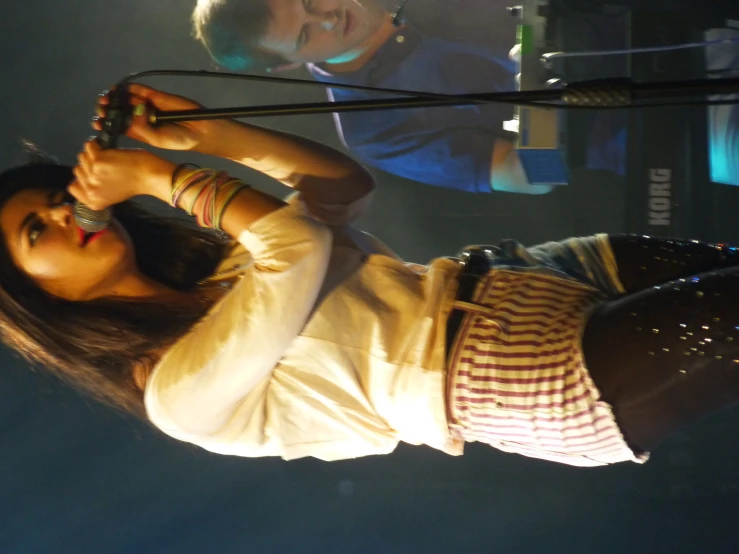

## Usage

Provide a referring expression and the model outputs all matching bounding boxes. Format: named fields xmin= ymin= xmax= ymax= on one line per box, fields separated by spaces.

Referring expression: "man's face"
xmin=258 ymin=0 xmax=387 ymax=65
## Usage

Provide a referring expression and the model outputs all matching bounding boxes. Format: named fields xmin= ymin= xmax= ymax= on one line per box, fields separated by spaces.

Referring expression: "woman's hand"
xmin=94 ymin=84 xmax=230 ymax=153
xmin=69 ymin=140 xmax=175 ymax=210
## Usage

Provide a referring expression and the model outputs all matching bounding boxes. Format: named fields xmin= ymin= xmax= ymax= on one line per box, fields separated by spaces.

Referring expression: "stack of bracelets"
xmin=170 ymin=164 xmax=250 ymax=232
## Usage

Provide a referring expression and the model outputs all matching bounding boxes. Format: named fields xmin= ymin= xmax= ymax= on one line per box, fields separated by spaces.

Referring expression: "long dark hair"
xmin=0 ymin=157 xmax=229 ymax=417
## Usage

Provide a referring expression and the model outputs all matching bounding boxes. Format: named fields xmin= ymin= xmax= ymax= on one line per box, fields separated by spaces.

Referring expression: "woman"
xmin=1 ymin=84 xmax=739 ymax=466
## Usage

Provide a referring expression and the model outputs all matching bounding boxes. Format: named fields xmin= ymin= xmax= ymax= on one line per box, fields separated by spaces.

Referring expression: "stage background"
xmin=1 ymin=2 xmax=738 ymax=553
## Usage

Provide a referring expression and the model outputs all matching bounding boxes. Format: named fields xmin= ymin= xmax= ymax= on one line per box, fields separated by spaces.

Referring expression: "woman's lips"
xmin=85 ymin=229 xmax=108 ymax=246
xmin=78 ymin=227 xmax=108 ymax=247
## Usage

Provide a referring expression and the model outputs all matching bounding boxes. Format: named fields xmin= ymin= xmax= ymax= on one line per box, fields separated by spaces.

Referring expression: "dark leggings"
xmin=583 ymin=235 xmax=739 ymax=454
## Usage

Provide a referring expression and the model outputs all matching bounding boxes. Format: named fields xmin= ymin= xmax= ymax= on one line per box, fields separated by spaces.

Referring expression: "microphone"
xmin=74 ymin=86 xmax=132 ymax=233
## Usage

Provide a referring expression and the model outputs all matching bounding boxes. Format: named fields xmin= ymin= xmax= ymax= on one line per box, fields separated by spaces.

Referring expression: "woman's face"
xmin=0 ymin=187 xmax=136 ymax=301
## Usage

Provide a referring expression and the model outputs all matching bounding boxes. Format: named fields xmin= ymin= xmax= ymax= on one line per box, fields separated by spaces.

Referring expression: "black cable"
xmin=707 ymin=67 xmax=739 ymax=76
xmin=114 ymin=68 xmax=739 ymax=114
xmin=119 ymin=69 xmax=500 ymax=105
xmin=118 ymin=69 xmax=574 ymax=112
xmin=535 ymin=98 xmax=739 ymax=109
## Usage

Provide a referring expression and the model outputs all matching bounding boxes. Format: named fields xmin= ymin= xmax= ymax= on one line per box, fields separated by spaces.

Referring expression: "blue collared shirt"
xmin=308 ymin=0 xmax=625 ymax=193
xmin=309 ymin=0 xmax=518 ymax=193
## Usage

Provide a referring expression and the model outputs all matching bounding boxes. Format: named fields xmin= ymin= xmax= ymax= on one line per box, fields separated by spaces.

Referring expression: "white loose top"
xmin=144 ymin=179 xmax=463 ymax=461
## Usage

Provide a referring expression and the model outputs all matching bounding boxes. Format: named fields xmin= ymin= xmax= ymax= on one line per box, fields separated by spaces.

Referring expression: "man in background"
xmin=192 ymin=0 xmax=626 ymax=195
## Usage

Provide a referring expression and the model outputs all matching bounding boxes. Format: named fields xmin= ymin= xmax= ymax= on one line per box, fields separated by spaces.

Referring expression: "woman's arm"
xmin=103 ymin=84 xmax=373 ymax=198
xmin=148 ymin=201 xmax=334 ymax=436
xmin=135 ymin=83 xmax=376 ymax=220
xmin=137 ymin=120 xmax=376 ymax=237
xmin=73 ymin=140 xmax=288 ymax=238
xmin=192 ymin=120 xmax=376 ymax=226
xmin=84 ymin=84 xmax=376 ymax=235
xmin=198 ymin=120 xmax=375 ymax=207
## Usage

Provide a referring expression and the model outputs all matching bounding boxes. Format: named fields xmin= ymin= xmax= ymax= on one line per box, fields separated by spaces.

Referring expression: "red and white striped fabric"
xmin=446 ymin=268 xmax=648 ymax=467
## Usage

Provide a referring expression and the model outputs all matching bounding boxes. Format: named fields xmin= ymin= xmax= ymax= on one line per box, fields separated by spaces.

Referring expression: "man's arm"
xmin=338 ymin=114 xmax=554 ymax=194
xmin=491 ymin=138 xmax=554 ymax=195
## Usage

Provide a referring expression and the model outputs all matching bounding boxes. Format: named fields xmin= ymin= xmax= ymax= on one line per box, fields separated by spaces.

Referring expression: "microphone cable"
xmin=111 ymin=68 xmax=739 ymax=111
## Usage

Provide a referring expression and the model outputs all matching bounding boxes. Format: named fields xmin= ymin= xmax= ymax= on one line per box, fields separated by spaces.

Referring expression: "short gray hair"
xmin=192 ymin=0 xmax=285 ymax=71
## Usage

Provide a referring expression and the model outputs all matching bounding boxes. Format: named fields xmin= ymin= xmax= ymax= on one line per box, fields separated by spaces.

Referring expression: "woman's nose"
xmin=48 ymin=203 xmax=73 ymax=227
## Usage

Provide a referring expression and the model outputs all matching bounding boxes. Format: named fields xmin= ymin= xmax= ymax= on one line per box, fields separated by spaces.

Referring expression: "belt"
xmin=445 ymin=248 xmax=493 ymax=360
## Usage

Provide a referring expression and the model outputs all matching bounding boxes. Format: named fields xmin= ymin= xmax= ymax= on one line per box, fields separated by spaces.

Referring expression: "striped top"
xmin=446 ymin=236 xmax=649 ymax=467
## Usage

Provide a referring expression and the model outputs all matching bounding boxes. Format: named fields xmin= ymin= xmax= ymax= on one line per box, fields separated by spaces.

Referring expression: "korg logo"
xmin=648 ymin=168 xmax=672 ymax=226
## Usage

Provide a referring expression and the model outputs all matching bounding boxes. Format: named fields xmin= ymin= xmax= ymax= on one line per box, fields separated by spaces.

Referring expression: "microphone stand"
xmin=145 ymin=76 xmax=739 ymax=125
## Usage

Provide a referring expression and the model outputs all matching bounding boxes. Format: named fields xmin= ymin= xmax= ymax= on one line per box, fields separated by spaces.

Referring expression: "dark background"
xmin=1 ymin=1 xmax=738 ymax=553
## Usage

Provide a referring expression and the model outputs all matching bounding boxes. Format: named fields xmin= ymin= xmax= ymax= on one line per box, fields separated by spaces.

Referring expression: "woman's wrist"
xmin=138 ymin=156 xmax=178 ymax=203
xmin=192 ymin=120 xmax=246 ymax=160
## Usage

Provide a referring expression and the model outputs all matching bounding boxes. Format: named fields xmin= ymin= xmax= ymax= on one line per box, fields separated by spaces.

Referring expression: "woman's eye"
xmin=28 ymin=220 xmax=45 ymax=246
